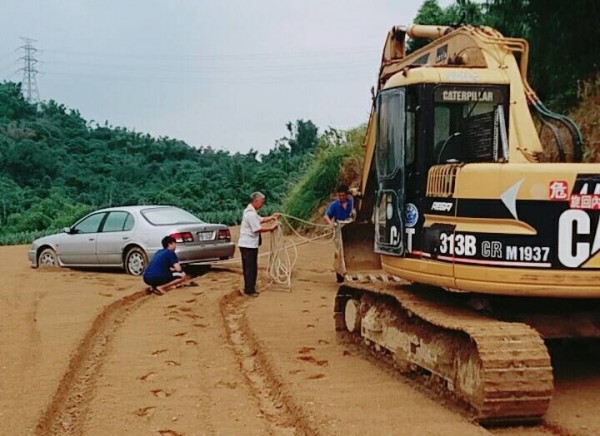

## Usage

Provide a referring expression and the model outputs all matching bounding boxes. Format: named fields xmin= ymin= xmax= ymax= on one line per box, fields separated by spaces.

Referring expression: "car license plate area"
xmin=197 ymin=231 xmax=214 ymax=242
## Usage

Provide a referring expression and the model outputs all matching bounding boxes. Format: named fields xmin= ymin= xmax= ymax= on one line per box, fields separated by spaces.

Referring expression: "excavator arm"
xmin=354 ymin=24 xmax=583 ymax=222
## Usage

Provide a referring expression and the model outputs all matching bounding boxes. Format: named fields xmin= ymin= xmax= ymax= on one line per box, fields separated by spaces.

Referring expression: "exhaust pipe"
xmin=407 ymin=24 xmax=453 ymax=40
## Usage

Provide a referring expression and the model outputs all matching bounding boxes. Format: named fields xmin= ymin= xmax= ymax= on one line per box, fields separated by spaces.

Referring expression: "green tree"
xmin=409 ymin=0 xmax=485 ymax=52
xmin=409 ymin=0 xmax=447 ymax=52
xmin=485 ymin=0 xmax=600 ymax=109
xmin=280 ymin=119 xmax=319 ymax=155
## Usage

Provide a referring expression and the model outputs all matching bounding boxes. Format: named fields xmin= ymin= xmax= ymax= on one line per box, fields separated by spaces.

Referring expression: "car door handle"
xmin=89 ymin=238 xmax=95 ymax=241
xmin=122 ymin=236 xmax=129 ymax=240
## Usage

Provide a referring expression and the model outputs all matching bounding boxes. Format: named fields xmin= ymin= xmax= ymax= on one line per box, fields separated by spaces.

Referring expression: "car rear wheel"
xmin=125 ymin=247 xmax=148 ymax=276
xmin=38 ymin=247 xmax=58 ymax=267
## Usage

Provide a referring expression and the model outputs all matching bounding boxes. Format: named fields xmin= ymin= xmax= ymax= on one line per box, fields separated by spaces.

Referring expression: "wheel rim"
xmin=39 ymin=251 xmax=56 ymax=266
xmin=127 ymin=252 xmax=145 ymax=275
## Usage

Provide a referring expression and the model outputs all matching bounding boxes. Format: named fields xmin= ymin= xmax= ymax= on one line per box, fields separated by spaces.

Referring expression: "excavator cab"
xmin=339 ymin=82 xmax=510 ymax=278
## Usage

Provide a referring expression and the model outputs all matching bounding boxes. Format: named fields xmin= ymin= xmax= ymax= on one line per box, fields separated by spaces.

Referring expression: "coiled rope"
xmin=216 ymin=213 xmax=335 ymax=290
xmin=266 ymin=213 xmax=335 ymax=289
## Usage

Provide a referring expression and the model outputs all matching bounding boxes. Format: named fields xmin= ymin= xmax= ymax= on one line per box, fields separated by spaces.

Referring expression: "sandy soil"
xmin=3 ymin=231 xmax=600 ymax=435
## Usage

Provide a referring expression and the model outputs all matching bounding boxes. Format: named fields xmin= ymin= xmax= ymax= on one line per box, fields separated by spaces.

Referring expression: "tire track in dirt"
xmin=35 ymin=290 xmax=150 ymax=435
xmin=220 ymin=291 xmax=320 ymax=436
xmin=489 ymin=423 xmax=573 ymax=436
xmin=25 ymin=291 xmax=44 ymax=366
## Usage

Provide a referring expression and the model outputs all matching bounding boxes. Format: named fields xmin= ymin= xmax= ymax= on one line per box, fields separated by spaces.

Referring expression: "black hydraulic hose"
xmin=532 ymin=100 xmax=584 ymax=162
xmin=536 ymin=100 xmax=584 ymax=162
xmin=534 ymin=103 xmax=566 ymax=162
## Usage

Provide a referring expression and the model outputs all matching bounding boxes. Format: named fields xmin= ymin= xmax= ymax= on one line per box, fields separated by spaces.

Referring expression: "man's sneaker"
xmin=244 ymin=292 xmax=259 ymax=298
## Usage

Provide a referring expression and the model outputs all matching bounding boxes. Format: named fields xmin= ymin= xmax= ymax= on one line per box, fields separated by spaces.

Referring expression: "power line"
xmin=43 ymin=65 xmax=375 ymax=85
xmin=18 ymin=37 xmax=40 ymax=102
xmin=43 ymin=45 xmax=380 ymax=61
xmin=40 ymin=50 xmax=377 ymax=83
xmin=43 ymin=57 xmax=373 ymax=74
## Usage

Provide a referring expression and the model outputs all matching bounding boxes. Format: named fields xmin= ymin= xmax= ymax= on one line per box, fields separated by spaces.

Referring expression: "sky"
xmin=0 ymin=0 xmax=453 ymax=154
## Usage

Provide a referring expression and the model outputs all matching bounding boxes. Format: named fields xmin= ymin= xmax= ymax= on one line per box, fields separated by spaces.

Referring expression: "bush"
xmin=0 ymin=228 xmax=60 ymax=246
xmin=282 ymin=126 xmax=365 ymax=227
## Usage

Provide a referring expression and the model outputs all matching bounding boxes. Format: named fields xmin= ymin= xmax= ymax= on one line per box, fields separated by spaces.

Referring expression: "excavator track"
xmin=334 ymin=282 xmax=553 ymax=423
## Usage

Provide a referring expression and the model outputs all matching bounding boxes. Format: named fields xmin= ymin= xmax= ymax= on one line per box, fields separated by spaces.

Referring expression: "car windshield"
xmin=141 ymin=207 xmax=204 ymax=225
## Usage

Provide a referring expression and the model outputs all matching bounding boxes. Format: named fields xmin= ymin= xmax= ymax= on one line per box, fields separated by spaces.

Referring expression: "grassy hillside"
xmin=282 ymin=126 xmax=365 ymax=227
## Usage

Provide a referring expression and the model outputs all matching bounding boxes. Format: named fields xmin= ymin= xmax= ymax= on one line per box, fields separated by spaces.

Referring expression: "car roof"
xmin=92 ymin=205 xmax=178 ymax=213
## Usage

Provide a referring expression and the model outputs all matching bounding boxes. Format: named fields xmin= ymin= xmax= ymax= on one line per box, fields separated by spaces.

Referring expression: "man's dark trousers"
xmin=240 ymin=247 xmax=258 ymax=294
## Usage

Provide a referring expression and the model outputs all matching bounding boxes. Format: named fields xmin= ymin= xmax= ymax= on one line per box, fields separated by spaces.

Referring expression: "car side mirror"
xmin=63 ymin=227 xmax=71 ymax=233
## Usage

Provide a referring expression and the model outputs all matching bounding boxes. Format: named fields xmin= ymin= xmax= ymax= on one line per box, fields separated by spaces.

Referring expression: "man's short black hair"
xmin=336 ymin=184 xmax=349 ymax=194
xmin=162 ymin=235 xmax=176 ymax=248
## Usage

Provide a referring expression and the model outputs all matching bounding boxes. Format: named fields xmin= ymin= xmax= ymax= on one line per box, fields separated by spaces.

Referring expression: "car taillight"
xmin=218 ymin=229 xmax=231 ymax=241
xmin=170 ymin=232 xmax=193 ymax=243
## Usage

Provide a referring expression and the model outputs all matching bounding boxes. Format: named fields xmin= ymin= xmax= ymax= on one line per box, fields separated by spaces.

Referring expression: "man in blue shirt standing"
xmin=324 ymin=184 xmax=354 ymax=283
xmin=324 ymin=184 xmax=354 ymax=225
xmin=143 ymin=236 xmax=187 ymax=295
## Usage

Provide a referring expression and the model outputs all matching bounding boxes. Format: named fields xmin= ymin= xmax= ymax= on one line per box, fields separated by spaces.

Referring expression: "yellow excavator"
xmin=334 ymin=23 xmax=598 ymax=423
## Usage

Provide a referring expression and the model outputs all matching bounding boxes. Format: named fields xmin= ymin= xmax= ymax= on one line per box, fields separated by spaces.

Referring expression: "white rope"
xmin=266 ymin=224 xmax=336 ymax=290
xmin=267 ymin=225 xmax=297 ymax=289
xmin=215 ymin=213 xmax=335 ymax=291
xmin=278 ymin=212 xmax=337 ymax=246
xmin=278 ymin=212 xmax=331 ymax=228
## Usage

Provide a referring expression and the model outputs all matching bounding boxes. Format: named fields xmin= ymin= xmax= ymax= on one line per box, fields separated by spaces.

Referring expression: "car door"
xmin=96 ymin=211 xmax=135 ymax=265
xmin=58 ymin=212 xmax=107 ymax=265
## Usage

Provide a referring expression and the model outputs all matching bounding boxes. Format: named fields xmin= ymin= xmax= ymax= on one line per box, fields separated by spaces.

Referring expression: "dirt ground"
xmin=3 ymin=230 xmax=600 ymax=435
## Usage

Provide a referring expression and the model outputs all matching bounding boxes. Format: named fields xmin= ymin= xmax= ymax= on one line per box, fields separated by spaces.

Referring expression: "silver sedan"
xmin=28 ymin=205 xmax=235 ymax=275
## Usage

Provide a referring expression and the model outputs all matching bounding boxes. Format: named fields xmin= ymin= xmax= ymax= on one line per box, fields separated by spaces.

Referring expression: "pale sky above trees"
xmin=0 ymin=0 xmax=452 ymax=153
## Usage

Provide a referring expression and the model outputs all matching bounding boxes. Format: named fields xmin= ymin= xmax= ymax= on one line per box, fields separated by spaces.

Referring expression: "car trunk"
xmin=168 ymin=223 xmax=230 ymax=246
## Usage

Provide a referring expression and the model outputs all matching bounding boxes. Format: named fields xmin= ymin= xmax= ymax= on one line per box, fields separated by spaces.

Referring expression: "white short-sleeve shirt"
xmin=238 ymin=204 xmax=262 ymax=248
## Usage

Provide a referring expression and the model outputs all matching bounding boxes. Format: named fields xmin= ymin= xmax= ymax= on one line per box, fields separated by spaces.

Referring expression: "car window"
xmin=73 ymin=213 xmax=106 ymax=234
xmin=123 ymin=213 xmax=134 ymax=231
xmin=102 ymin=211 xmax=131 ymax=232
xmin=141 ymin=207 xmax=204 ymax=225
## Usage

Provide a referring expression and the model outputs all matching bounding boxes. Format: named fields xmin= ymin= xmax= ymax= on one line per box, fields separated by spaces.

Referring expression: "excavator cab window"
xmin=376 ymin=89 xmax=405 ymax=179
xmin=432 ymin=85 xmax=508 ymax=164
xmin=405 ymin=90 xmax=417 ymax=167
xmin=374 ymin=88 xmax=407 ymax=255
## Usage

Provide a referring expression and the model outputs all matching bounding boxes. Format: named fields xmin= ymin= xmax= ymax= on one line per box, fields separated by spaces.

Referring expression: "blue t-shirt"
xmin=326 ymin=197 xmax=353 ymax=221
xmin=143 ymin=248 xmax=179 ymax=280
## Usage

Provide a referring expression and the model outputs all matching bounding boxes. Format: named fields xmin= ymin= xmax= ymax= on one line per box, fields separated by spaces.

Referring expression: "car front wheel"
xmin=125 ymin=247 xmax=148 ymax=276
xmin=38 ymin=247 xmax=58 ymax=267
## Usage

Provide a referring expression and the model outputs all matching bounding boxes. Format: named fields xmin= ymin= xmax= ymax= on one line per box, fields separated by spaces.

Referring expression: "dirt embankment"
xmin=3 ymin=234 xmax=600 ymax=435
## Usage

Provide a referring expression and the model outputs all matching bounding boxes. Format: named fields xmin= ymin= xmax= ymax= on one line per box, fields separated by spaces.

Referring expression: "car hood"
xmin=30 ymin=232 xmax=65 ymax=248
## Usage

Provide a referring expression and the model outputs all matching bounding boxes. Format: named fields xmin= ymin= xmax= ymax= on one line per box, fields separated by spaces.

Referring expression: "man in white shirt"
xmin=238 ymin=192 xmax=279 ymax=297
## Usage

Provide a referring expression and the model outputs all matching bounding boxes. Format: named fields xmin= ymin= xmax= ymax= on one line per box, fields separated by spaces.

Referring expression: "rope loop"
xmin=215 ymin=213 xmax=336 ymax=291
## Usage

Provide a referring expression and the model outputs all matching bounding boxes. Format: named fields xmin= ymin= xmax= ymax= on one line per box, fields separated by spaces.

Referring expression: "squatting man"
xmin=143 ymin=235 xmax=187 ymax=295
